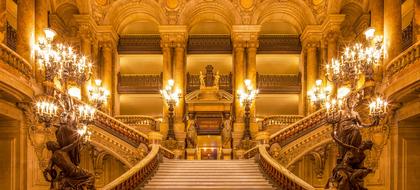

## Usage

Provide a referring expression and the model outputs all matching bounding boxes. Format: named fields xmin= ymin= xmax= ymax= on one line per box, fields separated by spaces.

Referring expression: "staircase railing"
xmin=243 ymin=144 xmax=314 ymax=190
xmin=101 ymin=144 xmax=175 ymax=190
xmin=269 ymin=109 xmax=327 ymax=147
xmin=0 ymin=43 xmax=32 ymax=79
xmin=115 ymin=115 xmax=158 ymax=134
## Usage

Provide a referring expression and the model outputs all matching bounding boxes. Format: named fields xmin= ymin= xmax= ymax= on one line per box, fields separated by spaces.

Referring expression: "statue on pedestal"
xmin=186 ymin=118 xmax=197 ymax=148
xmin=326 ymin=93 xmax=379 ymax=190
xmin=221 ymin=113 xmax=232 ymax=149
xmin=44 ymin=140 xmax=95 ymax=190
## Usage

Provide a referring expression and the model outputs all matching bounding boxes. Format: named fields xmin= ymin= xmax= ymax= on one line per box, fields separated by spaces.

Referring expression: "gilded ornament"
xmin=95 ymin=0 xmax=108 ymax=6
xmin=166 ymin=0 xmax=179 ymax=9
xmin=240 ymin=0 xmax=254 ymax=9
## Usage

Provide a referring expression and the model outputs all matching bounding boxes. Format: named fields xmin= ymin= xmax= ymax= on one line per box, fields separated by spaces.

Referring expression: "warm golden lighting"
xmin=88 ymin=79 xmax=110 ymax=107
xmin=68 ymin=86 xmax=82 ymax=100
xmin=369 ymin=96 xmax=388 ymax=117
xmin=237 ymin=79 xmax=259 ymax=106
xmin=160 ymin=79 xmax=181 ymax=105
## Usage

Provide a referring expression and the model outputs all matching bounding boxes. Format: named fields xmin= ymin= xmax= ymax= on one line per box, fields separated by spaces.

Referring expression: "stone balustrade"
xmin=269 ymin=109 xmax=327 ymax=147
xmin=102 ymin=144 xmax=161 ymax=190
xmin=257 ymin=145 xmax=314 ymax=190
xmin=115 ymin=115 xmax=158 ymax=127
xmin=262 ymin=115 xmax=304 ymax=129
xmin=385 ymin=41 xmax=420 ymax=81
xmin=0 ymin=43 xmax=32 ymax=79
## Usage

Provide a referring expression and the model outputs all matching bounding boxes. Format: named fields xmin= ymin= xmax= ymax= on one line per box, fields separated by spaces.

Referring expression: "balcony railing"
xmin=117 ymin=73 xmax=162 ymax=94
xmin=0 ymin=43 xmax=32 ymax=79
xmin=402 ymin=21 xmax=414 ymax=51
xmin=186 ymin=72 xmax=233 ymax=93
xmin=385 ymin=41 xmax=420 ymax=81
xmin=6 ymin=22 xmax=17 ymax=51
xmin=257 ymin=73 xmax=301 ymax=94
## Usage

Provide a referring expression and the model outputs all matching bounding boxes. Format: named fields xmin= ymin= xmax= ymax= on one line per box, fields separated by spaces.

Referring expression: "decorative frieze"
xmin=186 ymin=72 xmax=233 ymax=93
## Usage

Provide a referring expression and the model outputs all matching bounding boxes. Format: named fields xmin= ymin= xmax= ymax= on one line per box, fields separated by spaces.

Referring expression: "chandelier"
xmin=326 ymin=27 xmax=385 ymax=86
xmin=307 ymin=79 xmax=332 ymax=108
xmin=88 ymin=79 xmax=110 ymax=108
xmin=319 ymin=28 xmax=389 ymax=189
xmin=33 ymin=28 xmax=92 ymax=86
xmin=160 ymin=79 xmax=181 ymax=140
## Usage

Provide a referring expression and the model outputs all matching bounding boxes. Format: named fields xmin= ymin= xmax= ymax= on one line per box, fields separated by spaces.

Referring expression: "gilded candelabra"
xmin=160 ymin=79 xmax=181 ymax=140
xmin=237 ymin=79 xmax=259 ymax=140
xmin=33 ymin=28 xmax=108 ymax=189
xmin=317 ymin=28 xmax=389 ymax=190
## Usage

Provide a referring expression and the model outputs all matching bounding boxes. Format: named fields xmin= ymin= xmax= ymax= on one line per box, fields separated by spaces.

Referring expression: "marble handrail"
xmin=101 ymin=144 xmax=161 ymax=190
xmin=269 ymin=109 xmax=327 ymax=146
xmin=258 ymin=144 xmax=314 ymax=190
xmin=0 ymin=43 xmax=32 ymax=79
xmin=45 ymin=84 xmax=149 ymax=147
xmin=243 ymin=145 xmax=259 ymax=159
xmin=262 ymin=115 xmax=304 ymax=128
xmin=386 ymin=41 xmax=420 ymax=80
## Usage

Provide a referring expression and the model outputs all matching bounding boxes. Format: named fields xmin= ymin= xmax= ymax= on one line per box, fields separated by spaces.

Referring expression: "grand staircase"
xmin=142 ymin=160 xmax=276 ymax=190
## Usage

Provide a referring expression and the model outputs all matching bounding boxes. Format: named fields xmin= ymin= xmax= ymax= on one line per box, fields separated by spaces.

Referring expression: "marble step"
xmin=143 ymin=185 xmax=275 ymax=190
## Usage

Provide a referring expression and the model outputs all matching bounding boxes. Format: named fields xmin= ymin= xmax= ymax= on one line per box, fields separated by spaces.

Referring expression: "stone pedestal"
xmin=186 ymin=148 xmax=196 ymax=160
xmin=148 ymin=132 xmax=163 ymax=145
xmin=222 ymin=149 xmax=232 ymax=160
xmin=232 ymin=122 xmax=244 ymax=148
xmin=235 ymin=149 xmax=245 ymax=160
xmin=255 ymin=131 xmax=270 ymax=145
xmin=159 ymin=122 xmax=168 ymax=139
xmin=173 ymin=149 xmax=184 ymax=160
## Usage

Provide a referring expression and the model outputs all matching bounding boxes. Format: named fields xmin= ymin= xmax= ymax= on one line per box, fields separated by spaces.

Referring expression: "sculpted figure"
xmin=221 ymin=114 xmax=232 ymax=149
xmin=44 ymin=140 xmax=95 ymax=190
xmin=186 ymin=119 xmax=197 ymax=148
xmin=199 ymin=71 xmax=205 ymax=88
xmin=214 ymin=71 xmax=220 ymax=88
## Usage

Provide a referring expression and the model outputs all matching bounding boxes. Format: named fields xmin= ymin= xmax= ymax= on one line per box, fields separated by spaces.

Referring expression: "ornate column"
xmin=17 ymin=0 xmax=35 ymax=63
xmin=384 ymin=0 xmax=402 ymax=64
xmin=370 ymin=0 xmax=384 ymax=35
xmin=415 ymin=0 xmax=420 ymax=42
xmin=34 ymin=0 xmax=48 ymax=82
xmin=79 ymin=25 xmax=92 ymax=102
xmin=232 ymin=40 xmax=245 ymax=153
xmin=100 ymin=41 xmax=113 ymax=113
xmin=159 ymin=25 xmax=188 ymax=151
xmin=231 ymin=25 xmax=260 ymax=154
xmin=301 ymin=26 xmax=322 ymax=115
xmin=321 ymin=15 xmax=345 ymax=78
xmin=246 ymin=40 xmax=259 ymax=137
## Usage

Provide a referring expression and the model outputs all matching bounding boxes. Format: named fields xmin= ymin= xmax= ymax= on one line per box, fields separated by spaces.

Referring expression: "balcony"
xmin=117 ymin=73 xmax=163 ymax=94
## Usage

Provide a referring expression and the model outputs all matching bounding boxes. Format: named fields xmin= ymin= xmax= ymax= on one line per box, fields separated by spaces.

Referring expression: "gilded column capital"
xmin=159 ymin=25 xmax=188 ymax=48
xmin=231 ymin=25 xmax=261 ymax=49
xmin=323 ymin=30 xmax=340 ymax=43
xmin=304 ymin=40 xmax=320 ymax=50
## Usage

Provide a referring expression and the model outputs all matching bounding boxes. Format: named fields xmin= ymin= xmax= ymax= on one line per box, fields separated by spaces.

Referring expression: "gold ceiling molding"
xmin=49 ymin=0 xmax=368 ymax=35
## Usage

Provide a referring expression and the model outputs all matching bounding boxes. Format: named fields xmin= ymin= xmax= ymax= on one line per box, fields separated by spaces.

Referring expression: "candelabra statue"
xmin=312 ymin=28 xmax=389 ymax=190
xmin=237 ymin=79 xmax=259 ymax=141
xmin=33 ymin=28 xmax=108 ymax=190
xmin=160 ymin=79 xmax=181 ymax=140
